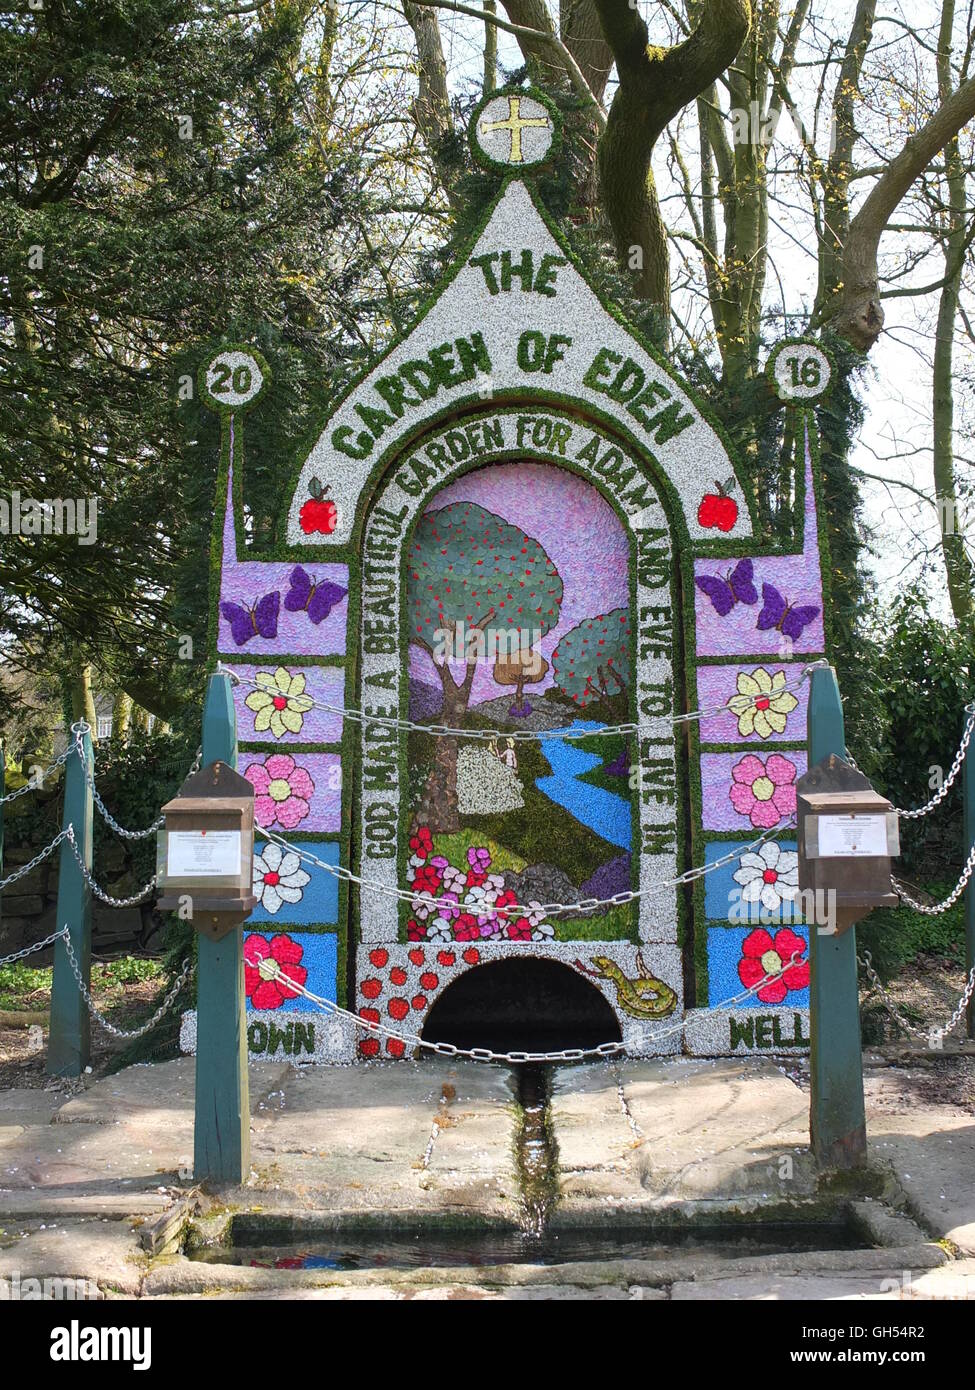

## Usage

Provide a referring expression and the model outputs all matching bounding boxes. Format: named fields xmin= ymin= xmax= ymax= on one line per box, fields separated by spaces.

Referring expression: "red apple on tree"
xmin=697 ymin=479 xmax=738 ymax=532
xmin=299 ymin=476 xmax=338 ymax=535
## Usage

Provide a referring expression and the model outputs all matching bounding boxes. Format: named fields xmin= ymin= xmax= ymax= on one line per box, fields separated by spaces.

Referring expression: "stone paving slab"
xmin=864 ymin=1068 xmax=975 ymax=1255
xmin=0 ymin=1217 xmax=145 ymax=1295
xmin=551 ymin=1057 xmax=812 ymax=1213
xmin=246 ymin=1060 xmax=520 ymax=1221
xmin=672 ymin=1257 xmax=975 ymax=1301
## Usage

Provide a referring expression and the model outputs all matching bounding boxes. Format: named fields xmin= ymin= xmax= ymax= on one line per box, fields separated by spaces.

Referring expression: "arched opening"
xmin=421 ymin=958 xmax=623 ymax=1053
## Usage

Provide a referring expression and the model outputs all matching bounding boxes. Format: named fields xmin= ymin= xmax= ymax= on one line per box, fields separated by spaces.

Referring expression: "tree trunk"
xmin=932 ymin=0 xmax=974 ymax=629
xmin=414 ymin=662 xmax=472 ymax=834
xmin=113 ymin=692 xmax=133 ymax=743
xmin=68 ymin=662 xmax=97 ymax=735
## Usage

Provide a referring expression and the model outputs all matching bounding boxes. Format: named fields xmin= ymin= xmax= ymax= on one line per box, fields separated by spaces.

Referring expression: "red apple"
xmin=697 ymin=479 xmax=738 ymax=532
xmin=299 ymin=476 xmax=338 ymax=535
xmin=437 ymin=950 xmax=456 ymax=967
xmin=359 ymin=1007 xmax=380 ymax=1024
xmin=368 ymin=948 xmax=388 ymax=969
xmin=359 ymin=1038 xmax=380 ymax=1057
xmin=462 ymin=947 xmax=480 ymax=965
xmin=411 ymin=994 xmax=428 ymax=1011
xmin=408 ymin=948 xmax=425 ymax=966
xmin=360 ymin=977 xmax=382 ymax=1000
xmin=419 ymin=971 xmax=439 ymax=991
xmin=388 ymin=997 xmax=409 ymax=1021
xmin=386 ymin=1038 xmax=406 ymax=1058
xmin=389 ymin=966 xmax=407 ymax=986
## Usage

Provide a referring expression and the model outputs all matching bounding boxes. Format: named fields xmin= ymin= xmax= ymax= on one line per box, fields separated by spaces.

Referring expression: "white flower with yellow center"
xmin=245 ymin=667 xmax=313 ymax=739
xmin=727 ymin=667 xmax=798 ymax=738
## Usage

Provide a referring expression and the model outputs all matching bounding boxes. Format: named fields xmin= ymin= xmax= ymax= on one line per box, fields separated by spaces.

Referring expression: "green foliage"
xmin=407 ymin=501 xmax=563 ymax=653
xmin=552 ymin=608 xmax=630 ymax=708
xmin=858 ymin=892 xmax=964 ymax=983
xmin=0 ymin=0 xmax=377 ymax=726
xmin=859 ymin=588 xmax=975 ymax=872
xmin=0 ymin=962 xmax=51 ymax=1011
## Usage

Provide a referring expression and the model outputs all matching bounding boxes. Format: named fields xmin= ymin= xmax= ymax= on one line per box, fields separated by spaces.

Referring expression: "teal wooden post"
xmin=964 ymin=711 xmax=975 ymax=1039
xmin=807 ymin=665 xmax=867 ymax=1167
xmin=48 ymin=727 xmax=93 ymax=1077
xmin=194 ymin=672 xmax=250 ymax=1184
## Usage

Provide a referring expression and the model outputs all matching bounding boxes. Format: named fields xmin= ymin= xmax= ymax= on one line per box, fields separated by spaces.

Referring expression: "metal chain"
xmin=0 ymin=744 xmax=75 ymax=805
xmin=265 ymin=820 xmax=796 ymax=923
xmin=63 ymin=826 xmax=157 ymax=906
xmin=61 ymin=931 xmax=194 ymax=1039
xmin=259 ymin=950 xmax=806 ymax=1064
xmin=860 ymin=950 xmax=975 ymax=1043
xmin=69 ymin=723 xmax=202 ymax=840
xmin=892 ymin=836 xmax=975 ymax=916
xmin=0 ymin=928 xmax=70 ymax=969
xmin=896 ymin=701 xmax=975 ymax=819
xmin=0 ymin=828 xmax=73 ymax=892
xmin=218 ymin=661 xmax=822 ymax=745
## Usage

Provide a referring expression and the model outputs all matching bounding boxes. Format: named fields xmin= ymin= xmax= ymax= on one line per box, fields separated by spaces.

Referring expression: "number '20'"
xmin=211 ymin=361 xmax=252 ymax=395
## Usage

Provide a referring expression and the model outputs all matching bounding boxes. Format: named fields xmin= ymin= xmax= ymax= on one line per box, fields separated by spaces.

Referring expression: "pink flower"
xmin=468 ymin=846 xmax=491 ymax=874
xmin=245 ymin=754 xmax=314 ymax=829
xmin=729 ymin=753 xmax=797 ymax=829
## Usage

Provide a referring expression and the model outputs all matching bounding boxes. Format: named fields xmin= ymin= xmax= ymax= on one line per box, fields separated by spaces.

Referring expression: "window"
xmin=96 ymin=716 xmax=112 ymax=740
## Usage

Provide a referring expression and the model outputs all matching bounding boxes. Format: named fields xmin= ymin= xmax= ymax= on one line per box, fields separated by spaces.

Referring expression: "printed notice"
xmin=816 ymin=814 xmax=888 ymax=858
xmin=167 ymin=830 xmax=241 ymax=877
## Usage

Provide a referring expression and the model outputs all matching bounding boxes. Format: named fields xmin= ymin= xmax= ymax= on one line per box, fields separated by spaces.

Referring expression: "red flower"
xmin=494 ymin=889 xmax=518 ymax=921
xmin=407 ymin=920 xmax=425 ymax=941
xmin=504 ymin=917 xmax=532 ymax=941
xmin=465 ymin=869 xmax=487 ymax=888
xmin=412 ymin=864 xmax=441 ymax=896
xmin=244 ymin=933 xmax=307 ymax=1010
xmin=453 ymin=913 xmax=480 ymax=942
xmin=409 ymin=826 xmax=433 ymax=860
xmin=737 ymin=928 xmax=809 ymax=1004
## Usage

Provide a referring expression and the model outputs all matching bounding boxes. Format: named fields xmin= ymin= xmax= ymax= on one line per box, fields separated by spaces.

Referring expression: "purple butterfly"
xmin=756 ymin=583 xmax=820 ymax=641
xmin=694 ymin=558 xmax=758 ymax=617
xmin=220 ymin=591 xmax=280 ymax=646
xmin=284 ymin=566 xmax=347 ymax=625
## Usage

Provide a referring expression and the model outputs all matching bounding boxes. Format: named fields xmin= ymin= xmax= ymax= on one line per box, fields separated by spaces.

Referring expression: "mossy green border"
xmin=766 ymin=338 xmax=835 ymax=406
xmin=198 ymin=343 xmax=271 ymax=417
xmin=271 ymin=175 xmax=765 ymax=553
xmin=468 ymin=84 xmax=563 ymax=175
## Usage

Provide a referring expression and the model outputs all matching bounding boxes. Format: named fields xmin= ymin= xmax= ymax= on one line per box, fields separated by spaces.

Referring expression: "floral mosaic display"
xmin=233 ymin=662 xmax=345 ymax=745
xmin=243 ymin=930 xmax=338 ymax=1014
xmin=701 ymin=839 xmax=802 ymax=924
xmin=406 ymin=826 xmax=554 ymax=943
xmin=706 ymin=926 xmax=810 ymax=1010
xmin=696 ymin=662 xmax=808 ymax=744
xmin=242 ymin=752 xmax=341 ymax=833
xmin=249 ymin=840 xmax=339 ymax=926
xmin=207 ymin=136 xmax=830 ymax=1059
xmin=700 ymin=751 xmax=806 ymax=832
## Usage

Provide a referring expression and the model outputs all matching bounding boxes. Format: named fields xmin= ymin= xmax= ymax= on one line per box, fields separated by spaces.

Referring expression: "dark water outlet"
xmin=515 ymin=1064 xmax=558 ymax=1238
xmin=420 ymin=956 xmax=622 ymax=1053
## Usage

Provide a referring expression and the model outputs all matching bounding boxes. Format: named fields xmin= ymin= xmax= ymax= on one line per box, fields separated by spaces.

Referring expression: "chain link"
xmin=0 ymin=744 xmax=74 ymax=805
xmin=219 ymin=662 xmax=821 ymax=744
xmin=892 ymin=835 xmax=975 ymax=916
xmin=266 ymin=820 xmax=795 ymax=923
xmin=0 ymin=828 xmax=74 ymax=892
xmin=860 ymin=950 xmax=975 ymax=1043
xmin=259 ymin=950 xmax=806 ymax=1064
xmin=0 ymin=927 xmax=70 ymax=969
xmin=63 ymin=826 xmax=157 ymax=906
xmin=897 ymin=702 xmax=975 ymax=819
xmin=61 ymin=931 xmax=194 ymax=1039
xmin=69 ymin=723 xmax=202 ymax=840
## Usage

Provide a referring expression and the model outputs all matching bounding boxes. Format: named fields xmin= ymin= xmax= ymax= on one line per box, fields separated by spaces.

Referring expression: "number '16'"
xmin=785 ymin=354 xmax=820 ymax=388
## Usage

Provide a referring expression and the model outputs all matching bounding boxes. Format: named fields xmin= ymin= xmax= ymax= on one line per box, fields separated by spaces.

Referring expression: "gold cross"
xmin=478 ymin=96 xmax=550 ymax=164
